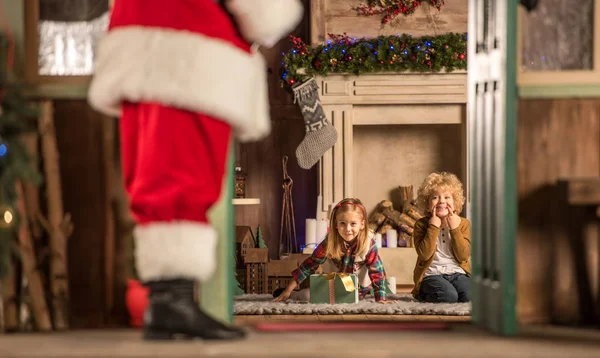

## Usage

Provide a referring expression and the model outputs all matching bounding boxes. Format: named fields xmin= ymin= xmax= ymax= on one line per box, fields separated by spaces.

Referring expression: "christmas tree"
xmin=234 ymin=270 xmax=244 ymax=295
xmin=0 ymin=32 xmax=41 ymax=280
xmin=256 ymin=225 xmax=267 ymax=248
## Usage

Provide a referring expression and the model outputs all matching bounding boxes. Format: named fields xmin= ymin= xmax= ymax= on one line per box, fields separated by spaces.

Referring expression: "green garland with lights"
xmin=280 ymin=32 xmax=467 ymax=87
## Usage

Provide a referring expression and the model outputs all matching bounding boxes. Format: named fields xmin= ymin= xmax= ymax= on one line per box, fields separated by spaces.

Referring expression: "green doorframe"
xmin=501 ymin=0 xmax=518 ymax=336
xmin=201 ymin=140 xmax=235 ymax=324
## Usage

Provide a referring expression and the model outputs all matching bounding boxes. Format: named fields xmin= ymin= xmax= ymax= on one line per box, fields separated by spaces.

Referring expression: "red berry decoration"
xmin=444 ymin=44 xmax=449 ymax=49
xmin=427 ymin=61 xmax=432 ymax=67
xmin=300 ymin=51 xmax=305 ymax=55
xmin=459 ymin=53 xmax=465 ymax=60
xmin=287 ymin=78 xmax=296 ymax=85
xmin=314 ymin=59 xmax=321 ymax=68
xmin=379 ymin=60 xmax=384 ymax=64
xmin=389 ymin=60 xmax=394 ymax=64
xmin=345 ymin=55 xmax=353 ymax=62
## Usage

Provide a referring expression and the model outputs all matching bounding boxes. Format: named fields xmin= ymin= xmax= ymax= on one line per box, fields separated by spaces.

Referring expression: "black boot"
xmin=143 ymin=279 xmax=246 ymax=341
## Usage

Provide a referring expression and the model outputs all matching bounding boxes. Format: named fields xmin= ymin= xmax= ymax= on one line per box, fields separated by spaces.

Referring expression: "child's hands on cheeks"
xmin=429 ymin=202 xmax=442 ymax=228
xmin=445 ymin=203 xmax=461 ymax=230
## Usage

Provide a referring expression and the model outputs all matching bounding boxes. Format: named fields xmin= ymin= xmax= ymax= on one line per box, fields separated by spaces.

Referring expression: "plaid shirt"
xmin=291 ymin=237 xmax=387 ymax=301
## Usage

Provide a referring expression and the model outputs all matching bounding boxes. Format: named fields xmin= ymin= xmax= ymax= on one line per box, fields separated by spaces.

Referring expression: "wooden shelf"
xmin=232 ymin=198 xmax=261 ymax=206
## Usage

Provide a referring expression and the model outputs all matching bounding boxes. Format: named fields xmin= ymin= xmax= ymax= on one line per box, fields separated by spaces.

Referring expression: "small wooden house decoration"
xmin=235 ymin=226 xmax=255 ymax=268
xmin=267 ymin=260 xmax=298 ymax=293
xmin=244 ymin=248 xmax=269 ymax=294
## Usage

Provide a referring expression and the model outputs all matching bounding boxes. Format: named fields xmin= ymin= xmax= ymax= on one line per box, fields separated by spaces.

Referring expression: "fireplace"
xmin=317 ymin=72 xmax=468 ymax=217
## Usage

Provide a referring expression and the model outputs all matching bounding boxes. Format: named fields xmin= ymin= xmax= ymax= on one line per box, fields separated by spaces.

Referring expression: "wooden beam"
xmin=560 ymin=178 xmax=600 ymax=206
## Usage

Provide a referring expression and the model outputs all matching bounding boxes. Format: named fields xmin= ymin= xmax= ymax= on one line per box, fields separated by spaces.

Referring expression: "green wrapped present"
xmin=309 ymin=273 xmax=359 ymax=304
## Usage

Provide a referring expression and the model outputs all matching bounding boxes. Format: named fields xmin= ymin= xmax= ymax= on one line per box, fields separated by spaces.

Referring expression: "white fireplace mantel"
xmin=317 ymin=72 xmax=468 ymax=218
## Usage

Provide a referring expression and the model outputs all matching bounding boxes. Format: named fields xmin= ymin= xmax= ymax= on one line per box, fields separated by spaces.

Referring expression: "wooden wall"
xmin=517 ymin=98 xmax=600 ymax=325
xmin=53 ymin=101 xmax=126 ymax=328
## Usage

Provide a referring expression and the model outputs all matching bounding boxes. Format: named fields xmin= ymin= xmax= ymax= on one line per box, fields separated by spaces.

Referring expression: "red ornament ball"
xmin=345 ymin=55 xmax=353 ymax=62
xmin=389 ymin=60 xmax=394 ymax=65
xmin=444 ymin=44 xmax=449 ymax=49
xmin=287 ymin=78 xmax=296 ymax=85
xmin=459 ymin=53 xmax=466 ymax=60
xmin=427 ymin=61 xmax=432 ymax=67
xmin=379 ymin=60 xmax=384 ymax=64
xmin=300 ymin=51 xmax=306 ymax=56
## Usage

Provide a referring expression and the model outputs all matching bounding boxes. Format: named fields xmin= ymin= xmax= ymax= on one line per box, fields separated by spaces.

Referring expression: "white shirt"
xmin=423 ymin=226 xmax=466 ymax=276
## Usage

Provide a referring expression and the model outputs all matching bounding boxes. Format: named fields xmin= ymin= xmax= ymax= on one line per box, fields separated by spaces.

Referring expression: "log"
xmin=368 ymin=221 xmax=381 ymax=233
xmin=21 ymin=133 xmax=42 ymax=240
xmin=384 ymin=210 xmax=416 ymax=228
xmin=102 ymin=116 xmax=116 ymax=316
xmin=398 ymin=185 xmax=414 ymax=213
xmin=399 ymin=231 xmax=413 ymax=248
xmin=38 ymin=101 xmax=69 ymax=330
xmin=380 ymin=200 xmax=394 ymax=213
xmin=397 ymin=223 xmax=414 ymax=236
xmin=406 ymin=205 xmax=425 ymax=221
xmin=377 ymin=223 xmax=394 ymax=235
xmin=15 ymin=181 xmax=52 ymax=332
xmin=1 ymin=260 xmax=18 ymax=332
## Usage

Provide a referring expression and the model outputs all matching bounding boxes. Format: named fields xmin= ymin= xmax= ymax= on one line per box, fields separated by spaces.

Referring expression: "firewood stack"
xmin=367 ymin=185 xmax=426 ymax=247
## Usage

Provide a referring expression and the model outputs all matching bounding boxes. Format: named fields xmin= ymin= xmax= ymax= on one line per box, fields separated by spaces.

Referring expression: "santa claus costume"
xmin=88 ymin=0 xmax=303 ymax=340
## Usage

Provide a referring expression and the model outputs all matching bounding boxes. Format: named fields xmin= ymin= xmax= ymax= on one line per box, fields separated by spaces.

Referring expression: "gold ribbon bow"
xmin=324 ymin=272 xmax=355 ymax=292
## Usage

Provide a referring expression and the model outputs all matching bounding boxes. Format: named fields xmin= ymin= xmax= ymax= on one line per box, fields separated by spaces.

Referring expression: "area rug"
xmin=234 ymin=294 xmax=471 ymax=316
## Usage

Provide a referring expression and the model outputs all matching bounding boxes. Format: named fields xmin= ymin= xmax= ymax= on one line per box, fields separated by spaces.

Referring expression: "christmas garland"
xmin=356 ymin=0 xmax=446 ymax=24
xmin=280 ymin=32 xmax=467 ymax=87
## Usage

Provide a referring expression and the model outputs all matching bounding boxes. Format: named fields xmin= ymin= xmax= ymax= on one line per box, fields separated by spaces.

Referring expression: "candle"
xmin=387 ymin=276 xmax=397 ymax=294
xmin=305 ymin=219 xmax=317 ymax=247
xmin=375 ymin=233 xmax=382 ymax=248
xmin=386 ymin=230 xmax=397 ymax=248
xmin=316 ymin=219 xmax=329 ymax=244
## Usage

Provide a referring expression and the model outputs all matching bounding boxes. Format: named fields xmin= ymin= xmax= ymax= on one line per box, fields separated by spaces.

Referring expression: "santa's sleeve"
xmin=225 ymin=0 xmax=304 ymax=48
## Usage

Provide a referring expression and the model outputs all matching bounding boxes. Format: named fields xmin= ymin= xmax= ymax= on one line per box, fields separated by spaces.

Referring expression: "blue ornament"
xmin=0 ymin=144 xmax=6 ymax=157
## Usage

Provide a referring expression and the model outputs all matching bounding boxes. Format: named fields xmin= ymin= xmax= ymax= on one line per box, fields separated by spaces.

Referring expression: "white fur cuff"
xmin=134 ymin=221 xmax=218 ymax=282
xmin=225 ymin=0 xmax=304 ymax=48
xmin=88 ymin=27 xmax=271 ymax=142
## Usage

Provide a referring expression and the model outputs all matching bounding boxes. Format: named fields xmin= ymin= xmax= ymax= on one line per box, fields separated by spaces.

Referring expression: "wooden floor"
xmin=2 ymin=324 xmax=600 ymax=358
xmin=234 ymin=314 xmax=471 ymax=325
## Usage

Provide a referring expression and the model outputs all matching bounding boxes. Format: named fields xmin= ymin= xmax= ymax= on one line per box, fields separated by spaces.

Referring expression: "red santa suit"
xmin=89 ymin=0 xmax=303 ymax=285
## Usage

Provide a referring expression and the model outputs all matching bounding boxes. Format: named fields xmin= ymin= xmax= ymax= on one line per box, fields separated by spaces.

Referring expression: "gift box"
xmin=309 ymin=273 xmax=359 ymax=304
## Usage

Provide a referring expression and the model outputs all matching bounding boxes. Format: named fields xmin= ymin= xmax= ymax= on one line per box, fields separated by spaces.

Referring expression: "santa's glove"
xmin=292 ymin=78 xmax=338 ymax=170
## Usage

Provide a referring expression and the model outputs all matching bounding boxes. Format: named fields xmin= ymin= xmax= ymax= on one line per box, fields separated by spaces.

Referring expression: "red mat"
xmin=254 ymin=321 xmax=449 ymax=332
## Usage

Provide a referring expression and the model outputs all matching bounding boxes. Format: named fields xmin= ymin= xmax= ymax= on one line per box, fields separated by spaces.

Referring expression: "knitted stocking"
xmin=292 ymin=78 xmax=338 ymax=170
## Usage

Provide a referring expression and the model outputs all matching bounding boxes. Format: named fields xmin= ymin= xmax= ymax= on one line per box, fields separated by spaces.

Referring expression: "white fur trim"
xmin=88 ymin=27 xmax=270 ymax=142
xmin=225 ymin=0 xmax=303 ymax=48
xmin=134 ymin=221 xmax=218 ymax=282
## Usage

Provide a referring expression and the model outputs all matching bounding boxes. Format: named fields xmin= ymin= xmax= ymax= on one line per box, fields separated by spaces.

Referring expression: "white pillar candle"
xmin=388 ymin=276 xmax=397 ymax=294
xmin=386 ymin=230 xmax=398 ymax=248
xmin=316 ymin=219 xmax=329 ymax=244
xmin=305 ymin=219 xmax=317 ymax=247
xmin=375 ymin=233 xmax=382 ymax=248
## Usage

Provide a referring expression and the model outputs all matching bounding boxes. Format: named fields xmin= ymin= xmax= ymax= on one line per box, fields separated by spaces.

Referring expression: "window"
xmin=25 ymin=0 xmax=111 ymax=83
xmin=518 ymin=0 xmax=600 ymax=87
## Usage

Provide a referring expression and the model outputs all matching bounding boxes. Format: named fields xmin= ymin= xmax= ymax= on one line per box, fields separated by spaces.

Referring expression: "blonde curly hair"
xmin=416 ymin=172 xmax=465 ymax=215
